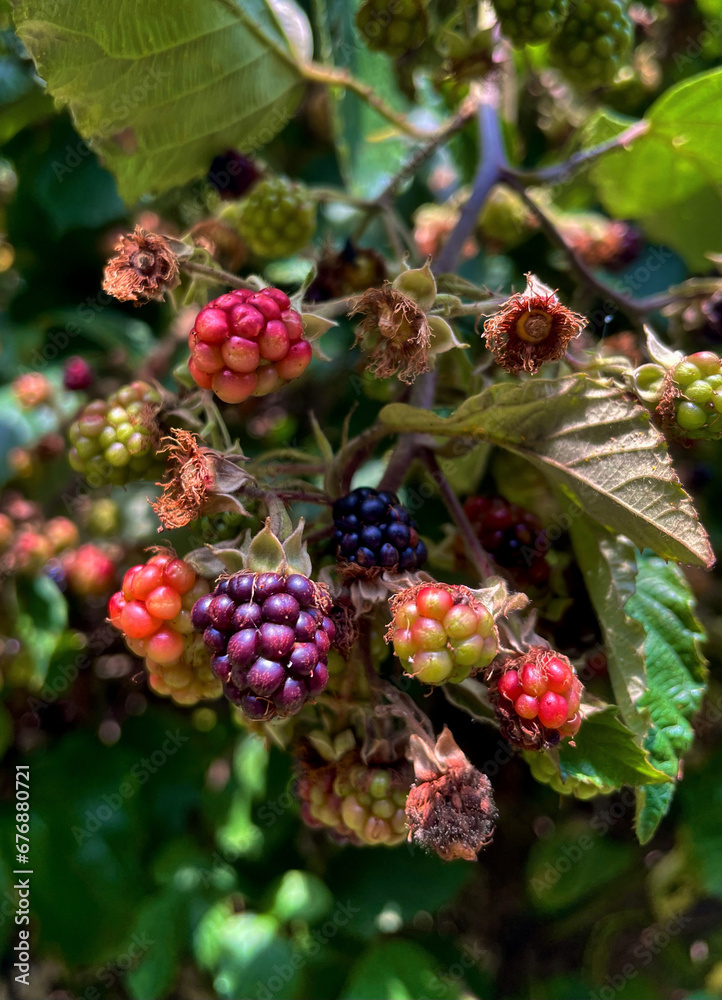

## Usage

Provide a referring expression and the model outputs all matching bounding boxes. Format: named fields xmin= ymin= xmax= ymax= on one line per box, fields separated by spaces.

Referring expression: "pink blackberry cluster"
xmin=187 ymin=287 xmax=312 ymax=404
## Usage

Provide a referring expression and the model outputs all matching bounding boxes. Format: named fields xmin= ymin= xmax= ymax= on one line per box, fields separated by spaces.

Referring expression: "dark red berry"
xmin=262 ymin=593 xmax=300 ymax=625
xmin=207 ymin=150 xmax=261 ymax=200
xmin=63 ymin=356 xmax=93 ymax=391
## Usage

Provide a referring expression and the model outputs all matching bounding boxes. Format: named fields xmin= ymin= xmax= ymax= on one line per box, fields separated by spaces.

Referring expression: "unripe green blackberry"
xmin=549 ymin=0 xmax=633 ymax=88
xmin=671 ymin=352 xmax=722 ymax=439
xmin=387 ymin=584 xmax=498 ymax=686
xmin=68 ymin=381 xmax=162 ymax=486
xmin=233 ymin=177 xmax=316 ymax=259
xmin=355 ymin=0 xmax=428 ymax=58
xmin=297 ymin=750 xmax=411 ymax=846
xmin=526 ymin=751 xmax=614 ymax=799
xmin=492 ymin=0 xmax=569 ymax=47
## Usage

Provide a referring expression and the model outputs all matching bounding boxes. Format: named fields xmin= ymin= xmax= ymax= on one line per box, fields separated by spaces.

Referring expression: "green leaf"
xmin=214 ymin=912 xmax=296 ymax=1000
xmin=590 ymin=68 xmax=722 ymax=266
xmin=11 ymin=0 xmax=310 ymax=202
xmin=556 ymin=707 xmax=671 ymax=790
xmin=568 ymin=512 xmax=648 ymax=733
xmin=125 ymin=888 xmax=184 ymax=1000
xmin=268 ymin=869 xmax=333 ymax=925
xmin=379 ymin=375 xmax=713 ymax=568
xmin=626 ymin=555 xmax=708 ymax=843
xmin=342 ymin=940 xmax=464 ymax=1000
xmin=679 ymin=748 xmax=722 ymax=898
xmin=314 ymin=0 xmax=412 ymax=198
xmin=15 ymin=575 xmax=68 ymax=686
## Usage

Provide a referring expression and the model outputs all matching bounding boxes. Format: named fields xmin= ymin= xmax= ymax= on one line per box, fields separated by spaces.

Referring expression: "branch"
xmin=422 ymin=450 xmax=496 ymax=581
xmin=378 ymin=370 xmax=437 ymax=493
xmin=181 ymin=260 xmax=258 ymax=290
xmin=302 ymin=62 xmax=429 ymax=140
xmin=433 ymin=87 xmax=507 ymax=275
xmin=508 ymin=119 xmax=649 ymax=186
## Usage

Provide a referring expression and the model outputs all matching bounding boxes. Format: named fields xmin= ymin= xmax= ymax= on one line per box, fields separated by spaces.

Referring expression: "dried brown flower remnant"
xmin=405 ymin=727 xmax=497 ymax=861
xmin=349 ymin=284 xmax=431 ymax=383
xmin=103 ymin=227 xmax=180 ymax=304
xmin=483 ymin=273 xmax=586 ymax=375
xmin=152 ymin=430 xmax=219 ymax=531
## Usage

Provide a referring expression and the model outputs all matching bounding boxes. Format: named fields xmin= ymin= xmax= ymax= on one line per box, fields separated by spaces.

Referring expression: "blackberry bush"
xmin=549 ymin=0 xmax=633 ymax=88
xmin=109 ymin=552 xmax=221 ymax=704
xmin=387 ymin=583 xmax=498 ymax=685
xmin=492 ymin=0 xmax=569 ymax=47
xmin=332 ymin=487 xmax=427 ymax=572
xmin=187 ymin=286 xmax=312 ymax=404
xmin=232 ymin=176 xmax=316 ymax=258
xmin=68 ymin=381 xmax=162 ymax=485
xmin=190 ymin=570 xmax=335 ymax=721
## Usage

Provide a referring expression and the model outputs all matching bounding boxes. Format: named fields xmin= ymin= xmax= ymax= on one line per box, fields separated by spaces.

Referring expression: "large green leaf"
xmin=342 ymin=940 xmax=463 ymax=1000
xmin=568 ymin=513 xmax=648 ymax=733
xmin=556 ymin=707 xmax=670 ymax=790
xmin=11 ymin=0 xmax=311 ymax=202
xmin=379 ymin=375 xmax=713 ymax=568
xmin=15 ymin=574 xmax=68 ymax=686
xmin=590 ymin=68 xmax=722 ymax=267
xmin=626 ymin=555 xmax=708 ymax=844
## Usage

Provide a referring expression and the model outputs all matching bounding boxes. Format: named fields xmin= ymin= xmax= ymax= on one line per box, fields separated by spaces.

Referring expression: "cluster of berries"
xmin=0 ymin=496 xmax=116 ymax=594
xmin=190 ymin=571 xmax=335 ymax=721
xmin=671 ymin=351 xmax=722 ymax=437
xmin=491 ymin=0 xmax=632 ymax=89
xmin=68 ymin=381 xmax=162 ymax=486
xmin=332 ymin=487 xmax=427 ymax=572
xmin=355 ymin=0 xmax=428 ymax=58
xmin=388 ymin=584 xmax=498 ymax=685
xmin=489 ymin=648 xmax=582 ymax=750
xmin=232 ymin=176 xmax=317 ymax=259
xmin=108 ymin=553 xmax=221 ymax=705
xmin=463 ymin=496 xmax=550 ymax=587
xmin=297 ymin=750 xmax=410 ymax=846
xmin=187 ymin=286 xmax=312 ymax=404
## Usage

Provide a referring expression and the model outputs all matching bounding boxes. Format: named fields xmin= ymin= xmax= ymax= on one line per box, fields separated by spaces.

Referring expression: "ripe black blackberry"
xmin=191 ymin=571 xmax=335 ymax=721
xmin=332 ymin=487 xmax=427 ymax=572
xmin=549 ymin=0 xmax=633 ymax=88
xmin=463 ymin=496 xmax=550 ymax=586
xmin=207 ymin=150 xmax=261 ymax=200
xmin=492 ymin=0 xmax=569 ymax=46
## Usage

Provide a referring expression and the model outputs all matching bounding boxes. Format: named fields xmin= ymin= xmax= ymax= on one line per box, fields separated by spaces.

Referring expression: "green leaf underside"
xmin=590 ymin=68 xmax=722 ymax=266
xmin=557 ymin=707 xmax=670 ymax=790
xmin=626 ymin=555 xmax=708 ymax=843
xmin=568 ymin=513 xmax=648 ymax=734
xmin=379 ymin=375 xmax=713 ymax=568
xmin=10 ymin=0 xmax=307 ymax=202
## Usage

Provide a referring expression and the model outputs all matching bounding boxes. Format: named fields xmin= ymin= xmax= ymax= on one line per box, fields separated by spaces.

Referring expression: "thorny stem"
xmin=302 ymin=63 xmax=429 ymax=140
xmin=181 ymin=260 xmax=258 ymax=290
xmin=508 ymin=119 xmax=650 ymax=186
xmin=422 ymin=450 xmax=496 ymax=581
xmin=434 ymin=89 xmax=508 ymax=275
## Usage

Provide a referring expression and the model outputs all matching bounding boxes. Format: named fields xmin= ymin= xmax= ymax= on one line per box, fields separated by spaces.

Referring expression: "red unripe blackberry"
xmin=62 ymin=544 xmax=116 ymax=595
xmin=109 ymin=554 xmax=221 ymax=704
xmin=68 ymin=381 xmax=162 ymax=486
xmin=462 ymin=495 xmax=550 ymax=586
xmin=187 ymin=287 xmax=313 ymax=404
xmin=549 ymin=0 xmax=633 ymax=89
xmin=332 ymin=486 xmax=427 ymax=573
xmin=63 ymin=356 xmax=93 ymax=391
xmin=297 ymin=747 xmax=411 ymax=847
xmin=487 ymin=647 xmax=583 ymax=751
xmin=191 ymin=570 xmax=335 ymax=721
xmin=387 ymin=583 xmax=498 ymax=685
xmin=233 ymin=176 xmax=316 ymax=258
